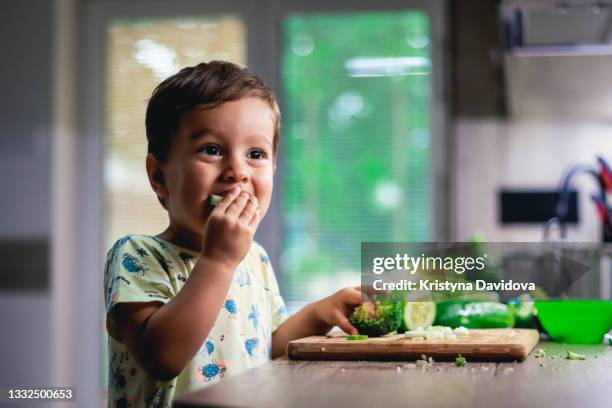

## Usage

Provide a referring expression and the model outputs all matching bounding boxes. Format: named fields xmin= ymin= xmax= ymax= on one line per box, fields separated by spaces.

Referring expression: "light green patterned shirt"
xmin=104 ymin=234 xmax=289 ymax=408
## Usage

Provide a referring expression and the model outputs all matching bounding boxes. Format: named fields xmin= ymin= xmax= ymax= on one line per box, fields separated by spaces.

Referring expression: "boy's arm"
xmin=112 ymin=256 xmax=235 ymax=381
xmin=271 ymin=287 xmax=371 ymax=359
xmin=270 ymin=303 xmax=329 ymax=359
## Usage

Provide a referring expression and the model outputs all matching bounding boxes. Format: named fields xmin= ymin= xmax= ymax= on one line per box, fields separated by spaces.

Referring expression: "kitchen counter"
xmin=174 ymin=341 xmax=611 ymax=408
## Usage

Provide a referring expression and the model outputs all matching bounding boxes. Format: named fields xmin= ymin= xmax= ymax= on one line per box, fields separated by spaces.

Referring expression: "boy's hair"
xmin=145 ymin=60 xmax=281 ymax=163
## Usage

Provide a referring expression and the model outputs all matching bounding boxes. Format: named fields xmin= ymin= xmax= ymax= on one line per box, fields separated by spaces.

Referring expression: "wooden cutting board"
xmin=287 ymin=329 xmax=539 ymax=362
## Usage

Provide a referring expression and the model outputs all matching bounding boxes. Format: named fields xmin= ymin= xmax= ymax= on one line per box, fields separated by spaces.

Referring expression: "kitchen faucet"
xmin=545 ymin=156 xmax=612 ymax=242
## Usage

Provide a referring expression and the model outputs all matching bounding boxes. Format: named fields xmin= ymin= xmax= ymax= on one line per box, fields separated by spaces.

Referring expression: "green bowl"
xmin=535 ymin=300 xmax=612 ymax=344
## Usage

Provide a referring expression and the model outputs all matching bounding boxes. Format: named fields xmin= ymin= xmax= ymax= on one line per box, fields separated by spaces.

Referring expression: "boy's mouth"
xmin=202 ymin=190 xmax=258 ymax=216
xmin=203 ymin=192 xmax=229 ymax=216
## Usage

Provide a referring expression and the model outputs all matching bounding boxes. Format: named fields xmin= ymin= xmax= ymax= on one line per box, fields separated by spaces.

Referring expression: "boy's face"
xmin=151 ymin=97 xmax=276 ymax=240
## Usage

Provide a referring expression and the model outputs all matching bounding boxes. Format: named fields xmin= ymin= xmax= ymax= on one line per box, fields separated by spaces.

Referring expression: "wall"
xmin=452 ymin=3 xmax=612 ymax=243
xmin=453 ymin=119 xmax=612 ymax=242
xmin=0 ymin=0 xmax=52 ymax=391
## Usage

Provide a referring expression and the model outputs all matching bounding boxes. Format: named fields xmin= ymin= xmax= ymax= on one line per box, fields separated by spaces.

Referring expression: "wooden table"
xmin=175 ymin=342 xmax=612 ymax=408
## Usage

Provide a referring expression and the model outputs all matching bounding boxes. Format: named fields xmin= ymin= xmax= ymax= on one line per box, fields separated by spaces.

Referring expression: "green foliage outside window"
xmin=281 ymin=12 xmax=432 ymax=307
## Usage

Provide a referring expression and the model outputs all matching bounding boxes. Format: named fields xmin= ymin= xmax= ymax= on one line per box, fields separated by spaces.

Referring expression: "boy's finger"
xmin=248 ymin=205 xmax=260 ymax=228
xmin=212 ymin=187 xmax=241 ymax=212
xmin=239 ymin=196 xmax=259 ymax=221
xmin=342 ymin=287 xmax=363 ymax=306
xmin=351 ymin=286 xmax=376 ymax=317
xmin=226 ymin=191 xmax=250 ymax=217
xmin=354 ymin=284 xmax=390 ymax=298
xmin=362 ymin=300 xmax=377 ymax=318
xmin=344 ymin=287 xmax=377 ymax=317
xmin=334 ymin=311 xmax=358 ymax=336
xmin=350 ymin=292 xmax=376 ymax=319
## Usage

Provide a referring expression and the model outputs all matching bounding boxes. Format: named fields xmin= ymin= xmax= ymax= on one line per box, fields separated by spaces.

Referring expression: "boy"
xmin=104 ymin=61 xmax=371 ymax=408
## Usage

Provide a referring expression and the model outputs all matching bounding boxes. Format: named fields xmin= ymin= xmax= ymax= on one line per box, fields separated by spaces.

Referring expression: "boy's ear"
xmin=146 ymin=153 xmax=168 ymax=200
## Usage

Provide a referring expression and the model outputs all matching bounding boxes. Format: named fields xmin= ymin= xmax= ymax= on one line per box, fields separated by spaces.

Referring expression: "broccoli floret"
xmin=454 ymin=354 xmax=467 ymax=367
xmin=349 ymin=300 xmax=402 ymax=337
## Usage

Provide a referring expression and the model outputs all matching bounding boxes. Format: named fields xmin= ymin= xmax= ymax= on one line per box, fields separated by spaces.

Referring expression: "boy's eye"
xmin=201 ymin=144 xmax=222 ymax=156
xmin=247 ymin=149 xmax=267 ymax=160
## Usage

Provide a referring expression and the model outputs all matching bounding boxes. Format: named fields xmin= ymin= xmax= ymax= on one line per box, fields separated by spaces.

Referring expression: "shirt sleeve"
xmin=103 ymin=235 xmax=175 ymax=340
xmin=255 ymin=243 xmax=290 ymax=333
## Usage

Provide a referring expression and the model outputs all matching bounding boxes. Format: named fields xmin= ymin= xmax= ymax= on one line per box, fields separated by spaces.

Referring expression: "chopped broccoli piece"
xmin=565 ymin=350 xmax=587 ymax=360
xmin=349 ymin=300 xmax=402 ymax=337
xmin=454 ymin=354 xmax=467 ymax=367
xmin=534 ymin=348 xmax=547 ymax=359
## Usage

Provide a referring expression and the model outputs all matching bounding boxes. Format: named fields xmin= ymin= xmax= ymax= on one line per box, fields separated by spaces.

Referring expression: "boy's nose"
xmin=222 ymin=158 xmax=250 ymax=184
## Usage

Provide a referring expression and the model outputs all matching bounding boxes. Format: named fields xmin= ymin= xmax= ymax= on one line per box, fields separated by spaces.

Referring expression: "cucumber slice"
xmin=346 ymin=334 xmax=369 ymax=340
xmin=209 ymin=194 xmax=223 ymax=206
xmin=399 ymin=301 xmax=436 ymax=332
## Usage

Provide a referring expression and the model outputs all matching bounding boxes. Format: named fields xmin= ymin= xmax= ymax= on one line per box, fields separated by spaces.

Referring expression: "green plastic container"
xmin=535 ymin=300 xmax=612 ymax=344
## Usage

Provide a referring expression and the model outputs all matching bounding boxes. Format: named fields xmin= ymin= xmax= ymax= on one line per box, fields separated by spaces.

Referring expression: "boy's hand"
xmin=200 ymin=187 xmax=260 ymax=268
xmin=270 ymin=286 xmax=380 ymax=357
xmin=311 ymin=287 xmax=376 ymax=335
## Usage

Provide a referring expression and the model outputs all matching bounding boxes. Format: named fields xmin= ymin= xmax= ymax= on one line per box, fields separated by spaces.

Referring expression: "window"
xmin=280 ymin=12 xmax=432 ymax=310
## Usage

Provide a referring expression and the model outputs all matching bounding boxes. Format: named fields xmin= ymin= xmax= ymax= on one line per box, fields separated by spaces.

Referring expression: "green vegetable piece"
xmin=349 ymin=300 xmax=402 ymax=337
xmin=404 ymin=329 xmax=430 ymax=339
xmin=209 ymin=194 xmax=223 ymax=206
xmin=398 ymin=301 xmax=436 ymax=333
xmin=346 ymin=335 xmax=369 ymax=340
xmin=508 ymin=296 xmax=536 ymax=328
xmin=534 ymin=348 xmax=547 ymax=359
xmin=434 ymin=301 xmax=515 ymax=329
xmin=454 ymin=354 xmax=467 ymax=367
xmin=565 ymin=351 xmax=587 ymax=360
